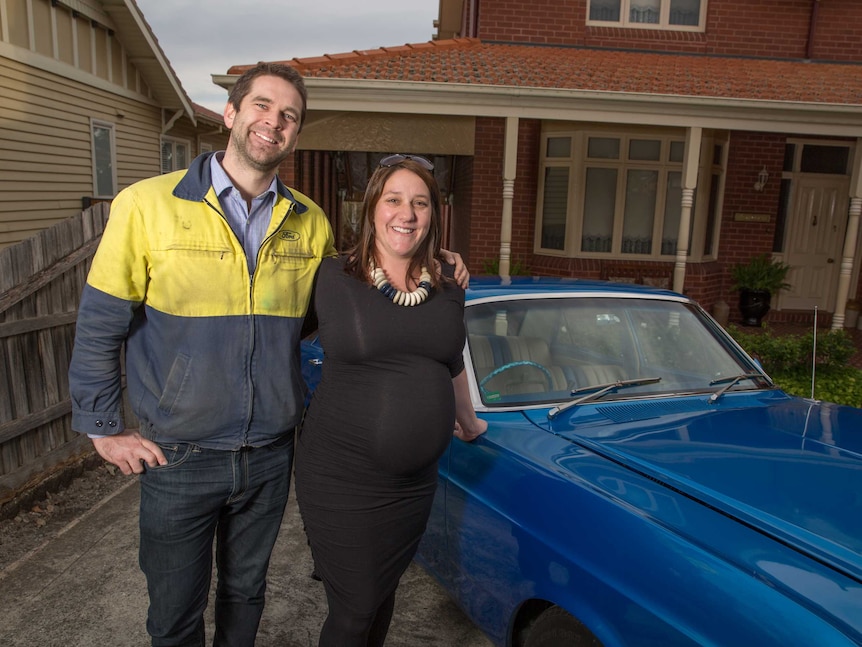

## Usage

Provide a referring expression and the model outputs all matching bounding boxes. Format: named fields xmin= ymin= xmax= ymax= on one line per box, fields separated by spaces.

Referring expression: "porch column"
xmin=673 ymin=127 xmax=702 ymax=293
xmin=499 ymin=116 xmax=519 ymax=280
xmin=831 ymin=141 xmax=862 ymax=329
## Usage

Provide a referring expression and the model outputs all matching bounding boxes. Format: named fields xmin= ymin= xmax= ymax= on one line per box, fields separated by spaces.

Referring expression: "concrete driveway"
xmin=0 ymin=478 xmax=493 ymax=647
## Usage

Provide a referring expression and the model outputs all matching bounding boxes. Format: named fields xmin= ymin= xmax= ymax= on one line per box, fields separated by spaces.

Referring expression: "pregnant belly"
xmin=365 ymin=396 xmax=455 ymax=476
xmin=310 ymin=366 xmax=456 ymax=477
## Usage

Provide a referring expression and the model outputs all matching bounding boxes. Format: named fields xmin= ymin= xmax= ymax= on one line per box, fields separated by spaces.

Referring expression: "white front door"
xmin=780 ymin=177 xmax=849 ymax=312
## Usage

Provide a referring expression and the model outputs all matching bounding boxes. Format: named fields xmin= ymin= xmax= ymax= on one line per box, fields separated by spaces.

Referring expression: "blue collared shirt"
xmin=210 ymin=153 xmax=277 ymax=275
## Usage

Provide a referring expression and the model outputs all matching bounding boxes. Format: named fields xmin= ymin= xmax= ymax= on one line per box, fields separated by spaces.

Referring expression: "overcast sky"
xmin=135 ymin=0 xmax=440 ymax=113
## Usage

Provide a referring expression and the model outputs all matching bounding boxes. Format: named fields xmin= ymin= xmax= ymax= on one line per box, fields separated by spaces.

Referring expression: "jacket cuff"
xmin=72 ymin=410 xmax=124 ymax=435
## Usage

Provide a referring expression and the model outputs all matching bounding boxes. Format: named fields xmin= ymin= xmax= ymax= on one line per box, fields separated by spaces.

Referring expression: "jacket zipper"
xmin=204 ymin=196 xmax=298 ymax=445
xmin=203 ymin=196 xmax=258 ymax=445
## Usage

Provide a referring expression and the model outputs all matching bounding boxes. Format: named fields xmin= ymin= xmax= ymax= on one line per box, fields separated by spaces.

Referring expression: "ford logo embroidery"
xmin=280 ymin=231 xmax=300 ymax=241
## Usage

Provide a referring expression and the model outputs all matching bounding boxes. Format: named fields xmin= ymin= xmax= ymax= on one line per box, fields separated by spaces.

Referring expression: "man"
xmin=69 ymin=62 xmax=466 ymax=646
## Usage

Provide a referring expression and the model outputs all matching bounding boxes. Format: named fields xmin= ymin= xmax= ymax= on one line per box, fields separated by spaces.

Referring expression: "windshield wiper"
xmin=708 ymin=372 xmax=764 ymax=403
xmin=548 ymin=377 xmax=662 ymax=419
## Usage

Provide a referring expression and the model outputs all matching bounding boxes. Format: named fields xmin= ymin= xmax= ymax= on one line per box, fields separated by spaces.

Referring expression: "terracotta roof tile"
xmin=192 ymin=102 xmax=223 ymax=123
xmin=228 ymin=38 xmax=862 ymax=106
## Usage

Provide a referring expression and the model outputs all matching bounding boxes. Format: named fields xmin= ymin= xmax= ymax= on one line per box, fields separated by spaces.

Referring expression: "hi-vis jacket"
xmin=69 ymin=153 xmax=336 ymax=450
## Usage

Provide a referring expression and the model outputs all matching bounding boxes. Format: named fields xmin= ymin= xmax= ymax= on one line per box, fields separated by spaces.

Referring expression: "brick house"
xmin=218 ymin=0 xmax=862 ymax=328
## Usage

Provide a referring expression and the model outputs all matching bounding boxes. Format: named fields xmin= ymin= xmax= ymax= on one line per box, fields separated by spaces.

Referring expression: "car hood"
xmin=525 ymin=392 xmax=862 ymax=580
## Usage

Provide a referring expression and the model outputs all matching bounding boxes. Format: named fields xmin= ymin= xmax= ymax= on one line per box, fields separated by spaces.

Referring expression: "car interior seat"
xmin=469 ymin=334 xmax=572 ymax=395
xmin=570 ymin=363 xmax=627 ymax=387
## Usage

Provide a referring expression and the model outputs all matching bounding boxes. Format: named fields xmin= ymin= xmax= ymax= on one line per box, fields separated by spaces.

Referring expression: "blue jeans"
xmin=138 ymin=434 xmax=294 ymax=647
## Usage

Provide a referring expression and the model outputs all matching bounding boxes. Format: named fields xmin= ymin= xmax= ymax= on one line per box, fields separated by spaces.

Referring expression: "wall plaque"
xmin=733 ymin=212 xmax=771 ymax=223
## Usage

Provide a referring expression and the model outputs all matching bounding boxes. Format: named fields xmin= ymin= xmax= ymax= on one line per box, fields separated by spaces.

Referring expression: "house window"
xmin=583 ymin=134 xmax=685 ymax=257
xmin=538 ymin=137 xmax=573 ymax=250
xmin=799 ymin=144 xmax=850 ymax=175
xmin=539 ymin=167 xmax=570 ymax=250
xmin=536 ymin=131 xmax=720 ymax=261
xmin=161 ymin=137 xmax=191 ymax=173
xmin=588 ymin=0 xmax=705 ymax=30
xmin=91 ymin=119 xmax=117 ymax=198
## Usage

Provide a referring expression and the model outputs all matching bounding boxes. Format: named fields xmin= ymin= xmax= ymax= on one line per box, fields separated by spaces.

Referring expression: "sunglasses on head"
xmin=379 ymin=154 xmax=435 ymax=171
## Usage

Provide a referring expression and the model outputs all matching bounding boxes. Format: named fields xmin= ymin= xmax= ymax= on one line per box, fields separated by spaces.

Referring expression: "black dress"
xmin=294 ymin=255 xmax=465 ymax=644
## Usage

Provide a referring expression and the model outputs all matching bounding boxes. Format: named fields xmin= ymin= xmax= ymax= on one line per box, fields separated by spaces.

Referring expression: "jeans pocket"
xmin=147 ymin=442 xmax=196 ymax=471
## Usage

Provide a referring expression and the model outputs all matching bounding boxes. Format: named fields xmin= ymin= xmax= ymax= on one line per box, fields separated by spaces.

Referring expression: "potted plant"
xmin=730 ymin=254 xmax=791 ymax=326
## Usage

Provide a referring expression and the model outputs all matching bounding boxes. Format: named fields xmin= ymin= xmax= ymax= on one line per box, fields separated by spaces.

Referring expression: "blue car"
xmin=301 ymin=276 xmax=862 ymax=647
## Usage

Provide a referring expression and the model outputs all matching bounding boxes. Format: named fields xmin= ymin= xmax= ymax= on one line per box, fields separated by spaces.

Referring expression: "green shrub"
xmin=727 ymin=325 xmax=854 ymax=372
xmin=769 ymin=366 xmax=862 ymax=409
xmin=480 ymin=257 xmax=528 ymax=276
xmin=727 ymin=324 xmax=861 ymax=407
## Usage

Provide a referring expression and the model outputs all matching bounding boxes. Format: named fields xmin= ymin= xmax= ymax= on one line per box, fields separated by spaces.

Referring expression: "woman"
xmin=295 ymin=154 xmax=487 ymax=646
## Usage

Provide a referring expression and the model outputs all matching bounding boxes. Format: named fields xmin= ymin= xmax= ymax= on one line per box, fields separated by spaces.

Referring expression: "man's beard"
xmin=233 ymin=130 xmax=289 ymax=173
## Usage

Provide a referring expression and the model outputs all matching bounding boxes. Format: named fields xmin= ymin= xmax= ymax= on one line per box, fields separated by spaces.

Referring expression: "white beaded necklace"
xmin=369 ymin=261 xmax=433 ymax=306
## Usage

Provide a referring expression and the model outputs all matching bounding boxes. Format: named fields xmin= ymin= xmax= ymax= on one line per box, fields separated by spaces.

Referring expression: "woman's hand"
xmin=454 ymin=419 xmax=488 ymax=442
xmin=452 ymin=370 xmax=487 ymax=442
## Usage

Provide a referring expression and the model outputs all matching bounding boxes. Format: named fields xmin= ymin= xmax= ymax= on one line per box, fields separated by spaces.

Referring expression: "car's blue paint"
xmin=301 ymin=278 xmax=862 ymax=646
xmin=464 ymin=275 xmax=681 ymax=300
xmin=300 ymin=335 xmax=323 ymax=406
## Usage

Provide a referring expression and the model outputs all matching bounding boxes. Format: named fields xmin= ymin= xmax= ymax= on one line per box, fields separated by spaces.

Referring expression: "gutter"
xmin=211 ymin=77 xmax=862 ymax=137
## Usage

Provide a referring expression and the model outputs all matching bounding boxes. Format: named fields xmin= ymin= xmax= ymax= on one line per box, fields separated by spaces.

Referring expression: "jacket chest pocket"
xmin=149 ymin=245 xmax=247 ymax=314
xmin=270 ymin=248 xmax=315 ymax=267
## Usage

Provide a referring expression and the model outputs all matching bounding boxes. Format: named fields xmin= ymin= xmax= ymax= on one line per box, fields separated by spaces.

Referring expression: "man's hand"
xmin=440 ymin=249 xmax=470 ymax=289
xmin=92 ymin=430 xmax=168 ymax=475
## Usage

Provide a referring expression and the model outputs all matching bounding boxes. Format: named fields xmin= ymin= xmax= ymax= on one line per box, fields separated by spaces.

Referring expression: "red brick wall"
xmin=512 ymin=120 xmax=541 ymax=270
xmin=704 ymin=0 xmax=812 ymax=58
xmin=470 ymin=118 xmax=505 ymax=268
xmin=584 ymin=27 xmax=708 ymax=53
xmin=715 ymin=131 xmax=786 ymax=318
xmin=451 ymin=156 xmax=475 ymax=261
xmin=469 ymin=117 xmax=542 ymax=274
xmin=683 ymin=261 xmax=723 ymax=310
xmin=477 ymin=1 xmax=586 ymax=45
xmin=718 ymin=133 xmax=785 ymax=261
xmin=473 ymin=0 xmax=862 ymax=61
xmin=812 ymin=0 xmax=862 ymax=61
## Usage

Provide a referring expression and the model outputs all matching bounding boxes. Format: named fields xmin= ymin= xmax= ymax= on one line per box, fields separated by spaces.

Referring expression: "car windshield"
xmin=466 ymin=296 xmax=769 ymax=407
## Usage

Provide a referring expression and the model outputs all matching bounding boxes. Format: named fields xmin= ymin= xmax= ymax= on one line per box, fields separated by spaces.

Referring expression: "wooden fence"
xmin=0 ymin=203 xmax=120 ymax=506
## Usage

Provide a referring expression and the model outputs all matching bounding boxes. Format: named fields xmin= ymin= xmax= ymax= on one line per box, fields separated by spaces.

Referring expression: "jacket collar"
xmin=172 ymin=151 xmax=309 ymax=214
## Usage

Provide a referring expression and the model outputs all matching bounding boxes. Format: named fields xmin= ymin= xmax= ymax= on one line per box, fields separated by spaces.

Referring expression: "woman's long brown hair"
xmin=344 ymin=158 xmax=445 ymax=289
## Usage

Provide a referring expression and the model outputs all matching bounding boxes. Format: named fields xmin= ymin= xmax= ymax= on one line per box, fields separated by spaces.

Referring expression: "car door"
xmin=430 ymin=413 xmax=585 ymax=646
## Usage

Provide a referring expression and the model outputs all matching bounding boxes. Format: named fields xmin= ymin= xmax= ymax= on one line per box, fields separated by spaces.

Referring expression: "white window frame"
xmin=160 ymin=136 xmax=192 ymax=173
xmin=534 ymin=128 xmax=726 ymax=262
xmin=586 ymin=0 xmax=707 ymax=31
xmin=90 ymin=118 xmax=117 ymax=198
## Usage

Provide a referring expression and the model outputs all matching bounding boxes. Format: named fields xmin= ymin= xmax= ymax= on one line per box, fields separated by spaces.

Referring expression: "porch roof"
xmin=225 ymin=37 xmax=862 ymax=107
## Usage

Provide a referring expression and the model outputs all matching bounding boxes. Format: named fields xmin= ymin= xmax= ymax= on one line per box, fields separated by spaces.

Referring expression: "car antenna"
xmin=810 ymin=306 xmax=818 ymax=399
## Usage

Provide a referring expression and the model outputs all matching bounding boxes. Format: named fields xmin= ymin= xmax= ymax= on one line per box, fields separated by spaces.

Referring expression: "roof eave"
xmin=102 ymin=0 xmax=196 ymax=125
xmin=212 ymin=75 xmax=862 ymax=137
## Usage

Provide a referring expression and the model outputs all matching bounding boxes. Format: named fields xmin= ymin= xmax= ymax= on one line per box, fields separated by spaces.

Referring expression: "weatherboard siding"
xmin=0 ymin=55 xmax=163 ymax=248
